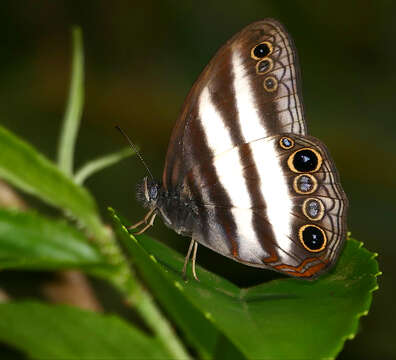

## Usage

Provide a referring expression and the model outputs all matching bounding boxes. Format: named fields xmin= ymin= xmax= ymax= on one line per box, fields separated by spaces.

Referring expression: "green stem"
xmin=111 ymin=270 xmax=192 ymax=360
xmin=74 ymin=147 xmax=134 ymax=185
xmin=57 ymin=26 xmax=84 ymax=176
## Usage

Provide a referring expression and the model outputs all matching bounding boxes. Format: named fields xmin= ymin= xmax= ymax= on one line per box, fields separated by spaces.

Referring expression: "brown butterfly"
xmin=131 ymin=18 xmax=348 ymax=280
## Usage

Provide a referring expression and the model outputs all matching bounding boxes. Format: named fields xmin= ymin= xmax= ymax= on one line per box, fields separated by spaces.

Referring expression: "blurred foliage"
xmin=0 ymin=301 xmax=170 ymax=359
xmin=0 ymin=1 xmax=393 ymax=359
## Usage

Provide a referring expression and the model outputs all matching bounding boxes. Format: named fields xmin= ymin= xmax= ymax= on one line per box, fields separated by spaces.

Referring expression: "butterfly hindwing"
xmin=182 ymin=134 xmax=347 ymax=277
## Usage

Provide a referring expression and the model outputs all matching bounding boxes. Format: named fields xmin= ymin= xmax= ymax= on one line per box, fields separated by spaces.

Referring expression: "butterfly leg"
xmin=182 ymin=239 xmax=200 ymax=281
xmin=134 ymin=211 xmax=157 ymax=235
xmin=128 ymin=208 xmax=155 ymax=230
xmin=182 ymin=239 xmax=195 ymax=280
xmin=191 ymin=241 xmax=199 ymax=281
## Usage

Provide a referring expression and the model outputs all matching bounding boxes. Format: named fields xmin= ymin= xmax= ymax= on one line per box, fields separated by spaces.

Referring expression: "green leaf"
xmin=0 ymin=208 xmax=110 ymax=271
xmin=110 ymin=208 xmax=380 ymax=360
xmin=0 ymin=125 xmax=105 ymax=241
xmin=0 ymin=301 xmax=171 ymax=359
xmin=74 ymin=147 xmax=135 ymax=185
xmin=57 ymin=26 xmax=84 ymax=176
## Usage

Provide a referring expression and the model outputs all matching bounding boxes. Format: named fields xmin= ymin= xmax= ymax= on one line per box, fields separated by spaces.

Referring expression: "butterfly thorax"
xmin=136 ymin=177 xmax=197 ymax=237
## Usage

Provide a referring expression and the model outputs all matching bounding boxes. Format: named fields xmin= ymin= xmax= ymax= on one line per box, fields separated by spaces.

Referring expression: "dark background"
xmin=0 ymin=1 xmax=394 ymax=359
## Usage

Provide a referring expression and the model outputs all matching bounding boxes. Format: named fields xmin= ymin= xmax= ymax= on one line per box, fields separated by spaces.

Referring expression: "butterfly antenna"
xmin=115 ymin=125 xmax=154 ymax=180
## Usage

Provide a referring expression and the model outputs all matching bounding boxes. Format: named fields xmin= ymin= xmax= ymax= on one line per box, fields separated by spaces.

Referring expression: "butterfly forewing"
xmin=163 ymin=19 xmax=306 ymax=191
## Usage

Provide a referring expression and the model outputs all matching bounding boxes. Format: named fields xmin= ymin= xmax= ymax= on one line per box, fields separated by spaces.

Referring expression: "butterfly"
xmin=131 ymin=18 xmax=348 ymax=280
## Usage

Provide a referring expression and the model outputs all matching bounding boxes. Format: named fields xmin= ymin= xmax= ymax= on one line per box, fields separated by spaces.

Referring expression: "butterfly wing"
xmin=160 ymin=19 xmax=347 ymax=278
xmin=163 ymin=19 xmax=306 ymax=191
xmin=183 ymin=135 xmax=347 ymax=278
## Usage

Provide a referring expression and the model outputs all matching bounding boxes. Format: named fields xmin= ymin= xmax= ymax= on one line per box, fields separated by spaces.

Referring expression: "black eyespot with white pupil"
xmin=293 ymin=150 xmax=318 ymax=172
xmin=253 ymin=43 xmax=270 ymax=58
xmin=299 ymin=225 xmax=326 ymax=252
xmin=289 ymin=149 xmax=321 ymax=173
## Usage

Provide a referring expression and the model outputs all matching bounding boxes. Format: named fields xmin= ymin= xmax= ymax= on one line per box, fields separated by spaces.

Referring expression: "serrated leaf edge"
xmin=333 ymin=248 xmax=380 ymax=359
xmin=110 ymin=208 xmax=381 ymax=360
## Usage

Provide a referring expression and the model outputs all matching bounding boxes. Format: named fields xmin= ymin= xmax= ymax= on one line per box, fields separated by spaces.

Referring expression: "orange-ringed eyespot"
xmin=256 ymin=58 xmax=273 ymax=74
xmin=299 ymin=225 xmax=327 ymax=252
xmin=279 ymin=136 xmax=294 ymax=149
xmin=293 ymin=174 xmax=318 ymax=194
xmin=263 ymin=76 xmax=278 ymax=92
xmin=288 ymin=148 xmax=322 ymax=173
xmin=303 ymin=198 xmax=324 ymax=221
xmin=252 ymin=42 xmax=272 ymax=59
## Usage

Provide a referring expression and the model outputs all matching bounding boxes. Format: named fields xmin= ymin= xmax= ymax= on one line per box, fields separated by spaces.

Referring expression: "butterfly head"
xmin=136 ymin=176 xmax=161 ymax=209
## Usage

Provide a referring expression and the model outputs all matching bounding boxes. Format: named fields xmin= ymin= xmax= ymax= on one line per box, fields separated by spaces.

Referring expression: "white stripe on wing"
xmin=232 ymin=50 xmax=293 ymax=257
xmin=232 ymin=50 xmax=268 ymax=142
xmin=249 ymin=138 xmax=293 ymax=257
xmin=198 ymin=85 xmax=267 ymax=261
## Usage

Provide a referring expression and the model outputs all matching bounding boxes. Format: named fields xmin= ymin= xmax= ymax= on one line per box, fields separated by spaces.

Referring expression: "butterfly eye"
xmin=299 ymin=224 xmax=327 ymax=252
xmin=279 ymin=136 xmax=294 ymax=149
xmin=251 ymin=42 xmax=272 ymax=60
xmin=302 ymin=198 xmax=325 ymax=221
xmin=288 ymin=148 xmax=322 ymax=173
xmin=293 ymin=174 xmax=318 ymax=194
xmin=150 ymin=185 xmax=158 ymax=200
